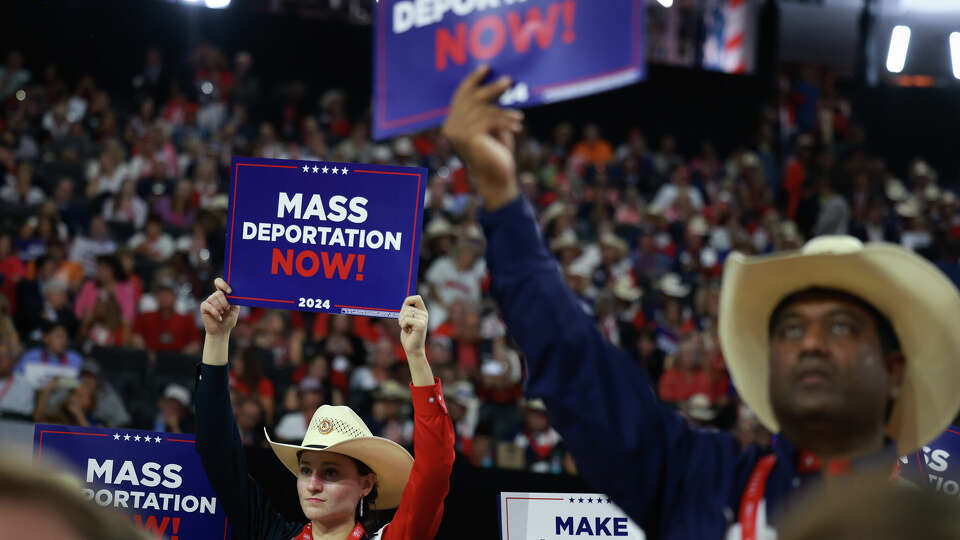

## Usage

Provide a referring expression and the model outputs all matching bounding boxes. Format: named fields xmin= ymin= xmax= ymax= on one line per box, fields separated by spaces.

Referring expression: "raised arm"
xmin=382 ymin=296 xmax=455 ymax=540
xmin=196 ymin=278 xmax=299 ymax=539
xmin=442 ymin=68 xmax=742 ymax=533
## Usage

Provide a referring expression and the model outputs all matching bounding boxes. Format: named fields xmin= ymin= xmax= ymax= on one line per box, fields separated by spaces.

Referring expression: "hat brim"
xmin=688 ymin=409 xmax=717 ymax=421
xmin=264 ymin=430 xmax=413 ymax=509
xmin=614 ymin=288 xmax=643 ymax=302
xmin=718 ymin=244 xmax=960 ymax=455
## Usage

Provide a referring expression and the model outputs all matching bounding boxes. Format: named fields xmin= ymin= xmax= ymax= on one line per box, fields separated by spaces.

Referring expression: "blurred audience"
xmin=0 ymin=46 xmax=957 ymax=477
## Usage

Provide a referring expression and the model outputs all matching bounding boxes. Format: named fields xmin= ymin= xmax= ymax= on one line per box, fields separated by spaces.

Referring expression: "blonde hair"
xmin=0 ymin=455 xmax=151 ymax=540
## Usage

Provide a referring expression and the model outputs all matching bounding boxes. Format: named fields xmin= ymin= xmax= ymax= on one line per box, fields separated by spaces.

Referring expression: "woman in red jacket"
xmin=196 ymin=278 xmax=455 ymax=540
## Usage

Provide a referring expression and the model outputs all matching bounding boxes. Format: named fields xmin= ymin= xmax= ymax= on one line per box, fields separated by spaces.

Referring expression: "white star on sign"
xmin=312 ymin=166 xmax=319 ymax=173
xmin=113 ymin=433 xmax=120 ymax=440
xmin=302 ymin=165 xmax=310 ymax=172
xmin=341 ymin=167 xmax=348 ymax=174
xmin=322 ymin=166 xmax=329 ymax=174
xmin=332 ymin=167 xmax=340 ymax=174
xmin=134 ymin=435 xmax=141 ymax=442
xmin=154 ymin=436 xmax=162 ymax=443
xmin=123 ymin=434 xmax=130 ymax=441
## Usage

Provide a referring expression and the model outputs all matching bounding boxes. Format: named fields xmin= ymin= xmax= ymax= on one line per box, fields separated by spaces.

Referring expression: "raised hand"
xmin=200 ymin=278 xmax=239 ymax=337
xmin=398 ymin=295 xmax=429 ymax=357
xmin=398 ymin=295 xmax=435 ymax=387
xmin=442 ymin=65 xmax=523 ymax=210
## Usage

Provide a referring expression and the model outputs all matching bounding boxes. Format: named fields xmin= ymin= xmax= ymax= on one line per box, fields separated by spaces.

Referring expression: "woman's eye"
xmin=324 ymin=468 xmax=339 ymax=479
xmin=299 ymin=467 xmax=311 ymax=476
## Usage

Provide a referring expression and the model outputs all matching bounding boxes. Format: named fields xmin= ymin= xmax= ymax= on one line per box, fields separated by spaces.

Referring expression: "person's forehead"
xmin=774 ymin=292 xmax=873 ymax=319
xmin=299 ymin=451 xmax=351 ymax=466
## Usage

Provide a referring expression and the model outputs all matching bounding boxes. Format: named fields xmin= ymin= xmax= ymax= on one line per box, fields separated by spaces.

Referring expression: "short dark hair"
xmin=768 ymin=287 xmax=901 ymax=355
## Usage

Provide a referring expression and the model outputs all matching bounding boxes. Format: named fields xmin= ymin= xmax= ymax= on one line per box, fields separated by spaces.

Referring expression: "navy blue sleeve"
xmin=480 ymin=197 xmax=743 ymax=536
xmin=195 ymin=363 xmax=303 ymax=540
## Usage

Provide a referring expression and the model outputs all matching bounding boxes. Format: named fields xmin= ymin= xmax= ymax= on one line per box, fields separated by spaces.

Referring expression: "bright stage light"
xmin=886 ymin=25 xmax=911 ymax=74
xmin=205 ymin=0 xmax=231 ymax=7
xmin=950 ymin=32 xmax=960 ymax=80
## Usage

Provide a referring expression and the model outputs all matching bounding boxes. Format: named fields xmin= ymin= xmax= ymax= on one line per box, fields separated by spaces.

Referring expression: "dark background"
xmin=4 ymin=0 xmax=958 ymax=180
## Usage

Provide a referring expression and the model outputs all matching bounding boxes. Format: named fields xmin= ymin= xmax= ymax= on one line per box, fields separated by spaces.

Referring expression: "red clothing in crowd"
xmin=133 ymin=310 xmax=201 ymax=352
xmin=784 ymin=158 xmax=807 ymax=220
xmin=657 ymin=367 xmax=725 ymax=404
xmin=230 ymin=375 xmax=276 ymax=399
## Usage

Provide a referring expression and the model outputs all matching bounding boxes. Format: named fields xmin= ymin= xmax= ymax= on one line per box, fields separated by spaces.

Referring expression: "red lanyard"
xmin=739 ymin=454 xmax=776 ymax=540
xmin=739 ymin=452 xmax=901 ymax=540
xmin=293 ymin=522 xmax=366 ymax=540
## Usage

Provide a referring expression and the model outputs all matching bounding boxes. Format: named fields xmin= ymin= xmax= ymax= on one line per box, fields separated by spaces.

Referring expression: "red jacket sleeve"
xmin=382 ymin=378 xmax=455 ymax=540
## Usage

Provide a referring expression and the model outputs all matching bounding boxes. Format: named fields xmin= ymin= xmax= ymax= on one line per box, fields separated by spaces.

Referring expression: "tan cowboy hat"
xmin=780 ymin=221 xmax=802 ymax=243
xmin=911 ymin=160 xmax=937 ymax=181
xmin=657 ymin=273 xmax=691 ymax=298
xmin=613 ymin=276 xmax=643 ymax=303
xmin=523 ymin=398 xmax=548 ymax=412
xmin=599 ymin=232 xmax=629 ymax=258
xmin=265 ymin=405 xmax=413 ymax=508
xmin=372 ymin=380 xmax=412 ymax=402
xmin=895 ymin=198 xmax=922 ymax=219
xmin=564 ymin=259 xmax=593 ymax=279
xmin=425 ymin=218 xmax=454 ymax=240
xmin=719 ymin=235 xmax=960 ymax=455
xmin=550 ymin=230 xmax=580 ymax=253
xmin=541 ymin=202 xmax=568 ymax=226
xmin=687 ymin=215 xmax=709 ymax=237
xmin=885 ymin=178 xmax=907 ymax=202
xmin=685 ymin=393 xmax=717 ymax=422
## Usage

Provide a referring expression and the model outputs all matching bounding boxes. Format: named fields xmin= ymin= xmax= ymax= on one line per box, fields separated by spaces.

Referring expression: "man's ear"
xmin=885 ymin=351 xmax=906 ymax=398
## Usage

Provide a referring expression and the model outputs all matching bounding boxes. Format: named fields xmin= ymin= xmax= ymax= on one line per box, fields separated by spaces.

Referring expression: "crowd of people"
xmin=0 ymin=45 xmax=957 ymax=476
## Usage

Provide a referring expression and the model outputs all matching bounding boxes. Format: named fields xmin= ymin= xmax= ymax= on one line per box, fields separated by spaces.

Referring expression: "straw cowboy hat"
xmin=265 ymin=405 xmax=413 ymax=508
xmin=885 ymin=178 xmax=907 ymax=202
xmin=687 ymin=215 xmax=710 ymax=237
xmin=613 ymin=276 xmax=643 ymax=303
xmin=718 ymin=235 xmax=960 ymax=455
xmin=658 ymin=273 xmax=691 ymax=298
xmin=372 ymin=380 xmax=412 ymax=402
xmin=523 ymin=398 xmax=548 ymax=412
xmin=895 ymin=198 xmax=922 ymax=219
xmin=425 ymin=217 xmax=454 ymax=240
xmin=684 ymin=393 xmax=717 ymax=422
xmin=599 ymin=232 xmax=629 ymax=258
xmin=541 ymin=202 xmax=569 ymax=227
xmin=550 ymin=230 xmax=580 ymax=253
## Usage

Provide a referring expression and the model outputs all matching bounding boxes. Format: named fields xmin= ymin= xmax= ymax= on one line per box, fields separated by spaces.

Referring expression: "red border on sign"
xmin=227 ymin=164 xmax=422 ymax=313
xmin=504 ymin=497 xmax=566 ymax=540
xmin=36 ymin=430 xmax=109 ymax=456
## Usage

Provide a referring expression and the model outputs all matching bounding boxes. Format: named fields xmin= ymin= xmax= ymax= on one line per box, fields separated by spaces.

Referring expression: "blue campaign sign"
xmin=373 ymin=0 xmax=646 ymax=139
xmin=224 ymin=156 xmax=427 ymax=318
xmin=900 ymin=426 xmax=960 ymax=496
xmin=33 ymin=424 xmax=229 ymax=539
